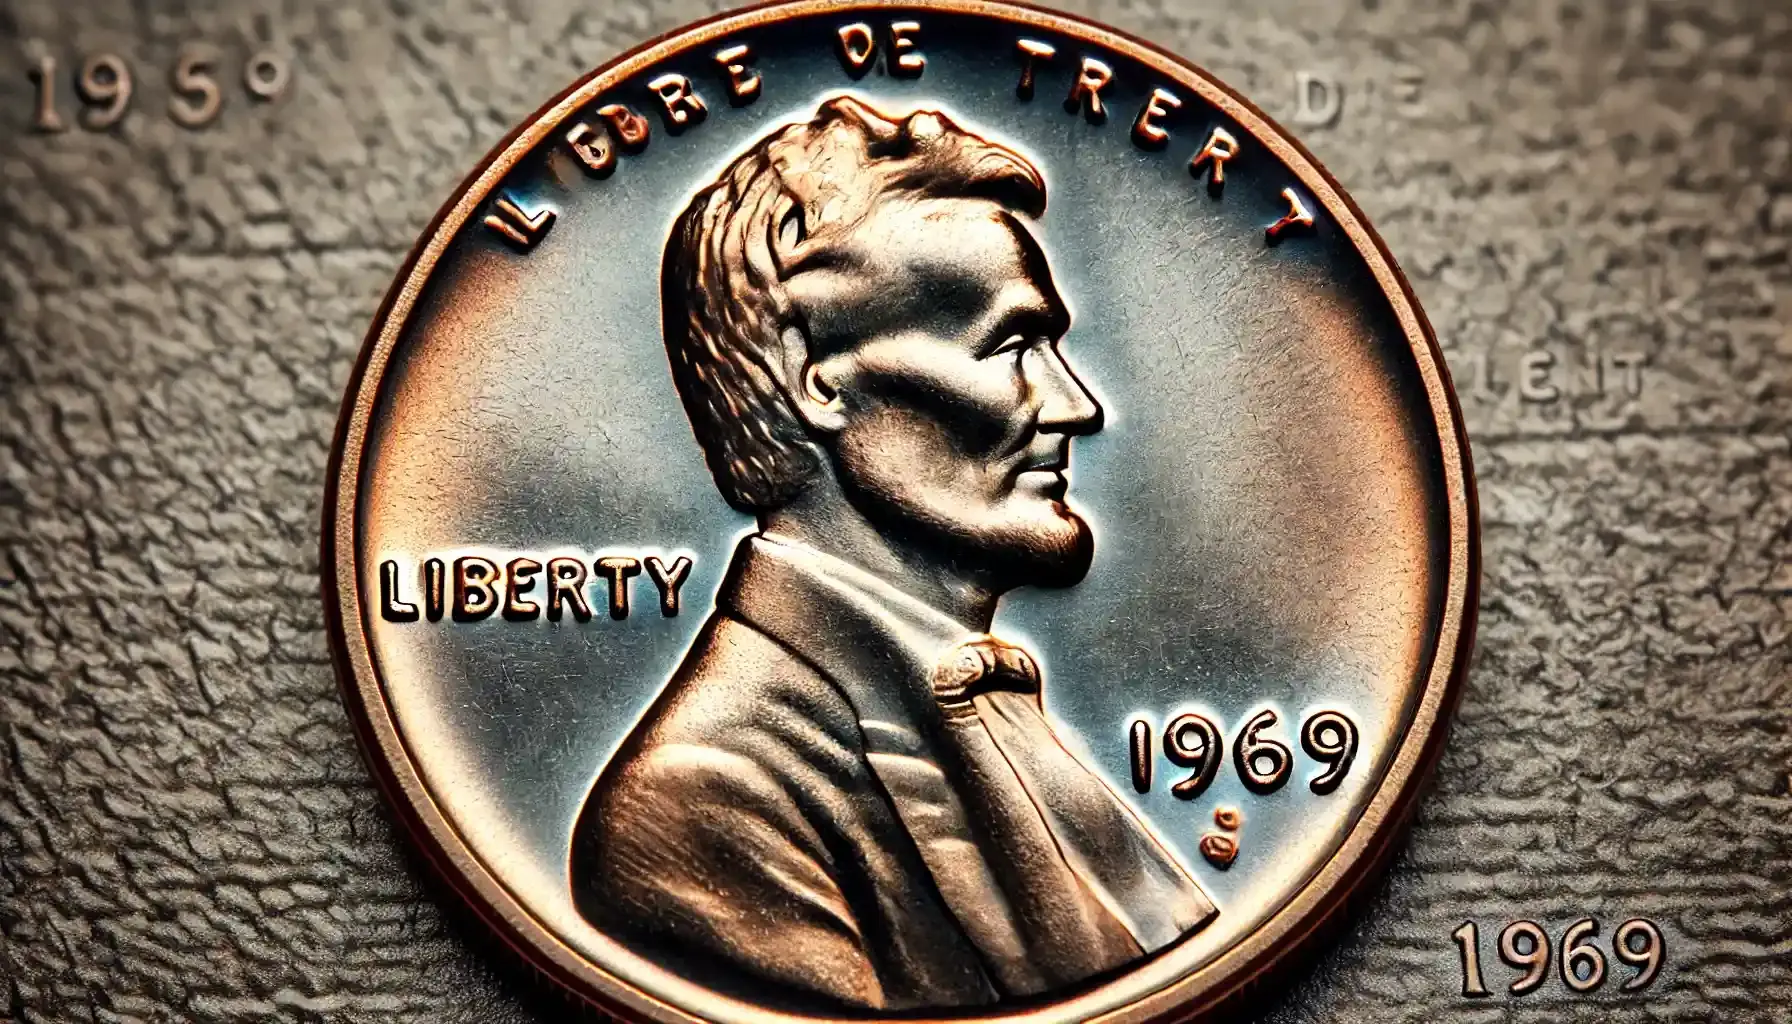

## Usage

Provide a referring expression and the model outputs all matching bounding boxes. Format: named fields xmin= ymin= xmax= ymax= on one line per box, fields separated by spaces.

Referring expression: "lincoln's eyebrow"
xmin=977 ymin=303 xmax=1061 ymax=357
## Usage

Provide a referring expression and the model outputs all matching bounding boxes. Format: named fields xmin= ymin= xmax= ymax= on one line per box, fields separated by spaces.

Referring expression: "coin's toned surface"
xmin=323 ymin=0 xmax=1476 ymax=1018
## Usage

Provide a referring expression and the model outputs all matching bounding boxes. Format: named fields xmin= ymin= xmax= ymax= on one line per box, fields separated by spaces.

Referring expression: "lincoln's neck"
xmin=761 ymin=485 xmax=1000 ymax=632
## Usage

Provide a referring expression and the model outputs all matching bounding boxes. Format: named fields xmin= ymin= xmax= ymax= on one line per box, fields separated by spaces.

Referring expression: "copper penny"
xmin=324 ymin=1 xmax=1478 ymax=1019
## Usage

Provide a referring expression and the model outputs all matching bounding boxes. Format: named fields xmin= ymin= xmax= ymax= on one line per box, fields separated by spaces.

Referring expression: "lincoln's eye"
xmin=991 ymin=334 xmax=1037 ymax=360
xmin=778 ymin=207 xmax=805 ymax=250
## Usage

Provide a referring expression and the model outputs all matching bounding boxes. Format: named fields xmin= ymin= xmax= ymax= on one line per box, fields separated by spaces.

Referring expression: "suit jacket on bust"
xmin=570 ymin=535 xmax=1215 ymax=1010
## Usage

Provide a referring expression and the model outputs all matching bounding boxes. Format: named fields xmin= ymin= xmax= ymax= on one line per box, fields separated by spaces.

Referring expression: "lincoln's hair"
xmin=661 ymin=96 xmax=1047 ymax=513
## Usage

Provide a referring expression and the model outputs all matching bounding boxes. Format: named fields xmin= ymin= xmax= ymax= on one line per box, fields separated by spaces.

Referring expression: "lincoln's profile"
xmin=570 ymin=96 xmax=1214 ymax=1010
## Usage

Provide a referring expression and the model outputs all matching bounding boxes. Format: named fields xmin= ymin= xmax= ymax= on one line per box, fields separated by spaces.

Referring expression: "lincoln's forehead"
xmin=867 ymin=195 xmax=1020 ymax=241
xmin=786 ymin=193 xmax=1062 ymax=347
xmin=848 ymin=196 xmax=1043 ymax=280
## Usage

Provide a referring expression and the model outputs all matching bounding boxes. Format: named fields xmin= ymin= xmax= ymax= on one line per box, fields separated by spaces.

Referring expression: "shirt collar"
xmin=717 ymin=533 xmax=976 ymax=736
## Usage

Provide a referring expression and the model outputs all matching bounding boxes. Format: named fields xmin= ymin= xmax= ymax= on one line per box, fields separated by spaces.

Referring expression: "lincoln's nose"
xmin=1034 ymin=344 xmax=1104 ymax=436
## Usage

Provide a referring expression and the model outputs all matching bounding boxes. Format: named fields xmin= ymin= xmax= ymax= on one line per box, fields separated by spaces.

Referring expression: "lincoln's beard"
xmin=975 ymin=501 xmax=1095 ymax=591
xmin=841 ymin=472 xmax=1097 ymax=596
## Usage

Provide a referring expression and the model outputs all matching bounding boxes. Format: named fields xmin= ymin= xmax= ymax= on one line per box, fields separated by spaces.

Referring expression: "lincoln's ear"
xmin=776 ymin=324 xmax=847 ymax=435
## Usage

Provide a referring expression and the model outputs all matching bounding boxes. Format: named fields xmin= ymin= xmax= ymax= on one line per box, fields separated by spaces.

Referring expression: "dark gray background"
xmin=1 ymin=0 xmax=1787 ymax=1021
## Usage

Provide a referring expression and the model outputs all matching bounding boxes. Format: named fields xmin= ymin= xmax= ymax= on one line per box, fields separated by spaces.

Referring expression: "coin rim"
xmin=322 ymin=1 xmax=1480 ymax=1020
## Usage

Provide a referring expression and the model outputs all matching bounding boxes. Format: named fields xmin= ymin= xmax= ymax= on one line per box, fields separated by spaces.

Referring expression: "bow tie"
xmin=933 ymin=636 xmax=1041 ymax=712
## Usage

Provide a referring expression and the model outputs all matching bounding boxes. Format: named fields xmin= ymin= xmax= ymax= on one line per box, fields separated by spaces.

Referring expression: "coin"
xmin=323 ymin=1 xmax=1478 ymax=1019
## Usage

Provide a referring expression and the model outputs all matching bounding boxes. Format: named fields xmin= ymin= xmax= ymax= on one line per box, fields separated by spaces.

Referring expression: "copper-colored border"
xmin=321 ymin=1 xmax=1480 ymax=1020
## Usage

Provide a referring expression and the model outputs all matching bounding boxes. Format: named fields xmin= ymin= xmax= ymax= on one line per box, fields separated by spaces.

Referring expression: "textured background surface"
xmin=1 ymin=0 xmax=1787 ymax=1021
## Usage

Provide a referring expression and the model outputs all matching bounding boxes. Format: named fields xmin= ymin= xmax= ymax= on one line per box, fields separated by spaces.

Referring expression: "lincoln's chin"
xmin=995 ymin=504 xmax=1095 ymax=592
xmin=1052 ymin=505 xmax=1097 ymax=587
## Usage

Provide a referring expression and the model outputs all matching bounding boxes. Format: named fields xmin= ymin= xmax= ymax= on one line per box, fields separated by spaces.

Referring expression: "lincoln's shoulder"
xmin=574 ymin=613 xmax=867 ymax=851
xmin=629 ymin=612 xmax=862 ymax=761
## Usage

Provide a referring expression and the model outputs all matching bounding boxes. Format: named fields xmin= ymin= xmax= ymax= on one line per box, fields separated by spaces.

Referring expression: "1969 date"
xmin=1453 ymin=918 xmax=1667 ymax=997
xmin=1127 ymin=708 xmax=1359 ymax=799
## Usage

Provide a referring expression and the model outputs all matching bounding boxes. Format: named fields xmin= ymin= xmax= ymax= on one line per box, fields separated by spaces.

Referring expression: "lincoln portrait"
xmin=569 ymin=96 xmax=1215 ymax=1010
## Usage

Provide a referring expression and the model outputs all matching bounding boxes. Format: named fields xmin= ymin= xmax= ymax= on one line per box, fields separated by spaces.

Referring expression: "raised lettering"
xmin=379 ymin=560 xmax=419 ymax=622
xmin=565 ymin=121 xmax=616 ymax=176
xmin=1014 ymin=39 xmax=1055 ymax=99
xmin=645 ymin=556 xmax=693 ymax=617
xmin=1292 ymin=70 xmax=1342 ymax=127
xmin=453 ymin=556 xmax=499 ymax=622
xmin=504 ymin=557 xmax=542 ymax=621
xmin=594 ymin=556 xmax=642 ymax=620
xmin=168 ymin=49 xmax=221 ymax=129
xmin=243 ymin=51 xmax=290 ymax=101
xmin=483 ymin=195 xmax=555 ymax=251
xmin=713 ymin=44 xmax=760 ymax=104
xmin=1189 ymin=126 xmax=1239 ymax=191
xmin=1265 ymin=187 xmax=1315 ymax=241
xmin=837 ymin=23 xmax=876 ymax=76
xmin=424 ymin=557 xmax=445 ymax=622
xmin=1065 ymin=57 xmax=1112 ymax=123
xmin=28 ymin=55 xmax=67 ymax=133
xmin=1520 ymin=351 xmax=1559 ymax=403
xmin=889 ymin=21 xmax=924 ymax=77
xmin=1609 ymin=351 xmax=1646 ymax=398
xmin=1454 ymin=921 xmax=1491 ymax=998
xmin=77 ymin=54 xmax=133 ymax=131
xmin=597 ymin=103 xmax=650 ymax=151
xmin=1129 ymin=719 xmax=1152 ymax=792
xmin=647 ymin=73 xmax=707 ymax=132
xmin=1132 ymin=87 xmax=1181 ymax=149
xmin=547 ymin=557 xmax=592 ymax=622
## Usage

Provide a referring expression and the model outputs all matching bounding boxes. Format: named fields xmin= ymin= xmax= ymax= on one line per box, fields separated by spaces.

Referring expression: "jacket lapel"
xmin=720 ymin=536 xmax=1215 ymax=995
